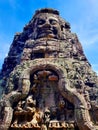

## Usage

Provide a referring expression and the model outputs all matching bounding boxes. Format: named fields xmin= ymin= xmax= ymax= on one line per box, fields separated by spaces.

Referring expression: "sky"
xmin=0 ymin=0 xmax=98 ymax=75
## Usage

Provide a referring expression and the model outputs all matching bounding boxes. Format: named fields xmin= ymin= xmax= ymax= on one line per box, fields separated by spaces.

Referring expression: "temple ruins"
xmin=0 ymin=8 xmax=98 ymax=130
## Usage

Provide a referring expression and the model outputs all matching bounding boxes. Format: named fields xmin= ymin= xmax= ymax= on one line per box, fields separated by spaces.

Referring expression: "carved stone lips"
xmin=39 ymin=28 xmax=53 ymax=34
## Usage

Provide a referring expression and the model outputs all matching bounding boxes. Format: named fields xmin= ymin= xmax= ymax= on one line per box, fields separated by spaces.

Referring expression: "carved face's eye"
xmin=49 ymin=19 xmax=58 ymax=25
xmin=38 ymin=19 xmax=45 ymax=25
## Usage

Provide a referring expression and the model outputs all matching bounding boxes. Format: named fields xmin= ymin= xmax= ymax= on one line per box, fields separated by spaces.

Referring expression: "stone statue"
xmin=0 ymin=8 xmax=98 ymax=130
xmin=32 ymin=15 xmax=62 ymax=39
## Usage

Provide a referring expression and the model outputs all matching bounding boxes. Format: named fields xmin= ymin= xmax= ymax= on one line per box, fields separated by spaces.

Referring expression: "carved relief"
xmin=9 ymin=69 xmax=76 ymax=129
xmin=0 ymin=8 xmax=98 ymax=130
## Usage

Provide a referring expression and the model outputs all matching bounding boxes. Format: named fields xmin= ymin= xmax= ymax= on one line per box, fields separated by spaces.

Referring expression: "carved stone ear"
xmin=61 ymin=25 xmax=64 ymax=31
xmin=65 ymin=22 xmax=70 ymax=29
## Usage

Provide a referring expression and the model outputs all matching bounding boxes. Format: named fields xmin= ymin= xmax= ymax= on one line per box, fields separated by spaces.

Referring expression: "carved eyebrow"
xmin=49 ymin=19 xmax=58 ymax=22
xmin=37 ymin=19 xmax=45 ymax=25
xmin=49 ymin=19 xmax=58 ymax=25
xmin=48 ymin=16 xmax=58 ymax=21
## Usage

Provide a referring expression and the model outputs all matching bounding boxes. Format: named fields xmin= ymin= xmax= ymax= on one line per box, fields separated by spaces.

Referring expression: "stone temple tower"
xmin=0 ymin=8 xmax=98 ymax=130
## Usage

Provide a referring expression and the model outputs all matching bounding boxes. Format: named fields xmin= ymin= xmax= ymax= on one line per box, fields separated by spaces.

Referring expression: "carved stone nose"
xmin=44 ymin=22 xmax=51 ymax=28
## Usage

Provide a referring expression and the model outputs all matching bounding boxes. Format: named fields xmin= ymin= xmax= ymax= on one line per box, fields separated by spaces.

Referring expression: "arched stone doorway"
xmin=10 ymin=62 xmax=79 ymax=129
xmin=8 ymin=59 xmax=92 ymax=130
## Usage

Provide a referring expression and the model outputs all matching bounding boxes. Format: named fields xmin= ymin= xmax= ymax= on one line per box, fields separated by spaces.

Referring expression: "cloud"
xmin=92 ymin=64 xmax=98 ymax=75
xmin=71 ymin=7 xmax=98 ymax=47
xmin=78 ymin=32 xmax=98 ymax=47
xmin=0 ymin=43 xmax=10 ymax=59
xmin=68 ymin=0 xmax=98 ymax=48
xmin=0 ymin=34 xmax=10 ymax=68
xmin=8 ymin=0 xmax=20 ymax=9
xmin=9 ymin=0 xmax=16 ymax=8
xmin=0 ymin=46 xmax=9 ymax=69
xmin=6 ymin=0 xmax=25 ymax=12
xmin=89 ymin=0 xmax=98 ymax=9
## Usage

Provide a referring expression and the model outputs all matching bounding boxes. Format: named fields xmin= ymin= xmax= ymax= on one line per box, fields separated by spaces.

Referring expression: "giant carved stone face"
xmin=34 ymin=14 xmax=61 ymax=39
